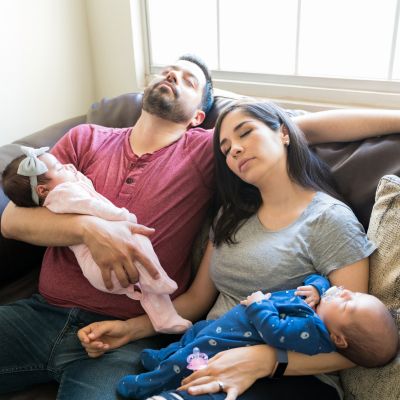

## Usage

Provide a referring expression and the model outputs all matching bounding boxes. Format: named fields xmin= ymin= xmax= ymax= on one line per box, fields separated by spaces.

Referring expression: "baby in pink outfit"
xmin=2 ymin=146 xmax=192 ymax=334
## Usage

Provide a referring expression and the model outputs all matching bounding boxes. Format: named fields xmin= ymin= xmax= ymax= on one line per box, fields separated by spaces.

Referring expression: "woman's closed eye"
xmin=239 ymin=129 xmax=251 ymax=138
xmin=222 ymin=146 xmax=231 ymax=157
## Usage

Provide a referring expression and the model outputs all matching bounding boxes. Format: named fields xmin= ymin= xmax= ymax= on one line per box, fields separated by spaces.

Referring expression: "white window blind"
xmin=143 ymin=0 xmax=400 ymax=108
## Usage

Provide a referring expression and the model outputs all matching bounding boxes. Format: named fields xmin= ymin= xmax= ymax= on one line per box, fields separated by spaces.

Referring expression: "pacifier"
xmin=186 ymin=347 xmax=208 ymax=370
xmin=321 ymin=286 xmax=344 ymax=302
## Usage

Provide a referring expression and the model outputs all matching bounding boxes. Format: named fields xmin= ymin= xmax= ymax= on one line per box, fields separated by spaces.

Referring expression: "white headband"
xmin=17 ymin=146 xmax=49 ymax=205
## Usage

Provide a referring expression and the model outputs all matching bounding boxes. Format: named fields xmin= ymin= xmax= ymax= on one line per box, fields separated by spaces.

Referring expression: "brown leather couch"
xmin=1 ymin=93 xmax=399 ymax=400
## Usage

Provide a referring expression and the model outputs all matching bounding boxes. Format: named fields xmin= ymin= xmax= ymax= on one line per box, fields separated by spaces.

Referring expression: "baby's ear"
xmin=330 ymin=332 xmax=348 ymax=349
xmin=36 ymin=184 xmax=49 ymax=199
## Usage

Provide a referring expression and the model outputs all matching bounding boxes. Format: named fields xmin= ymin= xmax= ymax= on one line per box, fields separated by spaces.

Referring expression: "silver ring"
xmin=217 ymin=381 xmax=224 ymax=392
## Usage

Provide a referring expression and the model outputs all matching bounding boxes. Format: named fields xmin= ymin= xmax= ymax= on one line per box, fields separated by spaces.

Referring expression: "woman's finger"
xmin=225 ymin=387 xmax=240 ymax=400
xmin=186 ymin=381 xmax=223 ymax=396
xmin=179 ymin=375 xmax=211 ymax=390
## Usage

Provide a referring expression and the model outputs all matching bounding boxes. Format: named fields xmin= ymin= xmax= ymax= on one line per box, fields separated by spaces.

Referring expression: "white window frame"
xmin=134 ymin=0 xmax=400 ymax=110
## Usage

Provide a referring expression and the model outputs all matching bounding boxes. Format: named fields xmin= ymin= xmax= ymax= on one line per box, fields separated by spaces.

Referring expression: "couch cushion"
xmin=86 ymin=92 xmax=238 ymax=130
xmin=340 ymin=174 xmax=400 ymax=400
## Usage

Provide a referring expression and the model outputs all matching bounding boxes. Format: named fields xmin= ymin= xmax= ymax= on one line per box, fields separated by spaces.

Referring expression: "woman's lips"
xmin=239 ymin=158 xmax=255 ymax=172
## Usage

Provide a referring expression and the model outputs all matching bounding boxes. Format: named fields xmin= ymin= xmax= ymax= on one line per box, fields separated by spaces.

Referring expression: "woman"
xmin=80 ymin=101 xmax=375 ymax=400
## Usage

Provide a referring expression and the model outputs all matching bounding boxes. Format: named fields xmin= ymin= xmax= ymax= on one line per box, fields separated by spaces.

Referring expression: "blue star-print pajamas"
xmin=117 ymin=274 xmax=335 ymax=399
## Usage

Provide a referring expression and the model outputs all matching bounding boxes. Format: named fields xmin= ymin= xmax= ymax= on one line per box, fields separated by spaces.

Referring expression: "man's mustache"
xmin=153 ymin=80 xmax=178 ymax=97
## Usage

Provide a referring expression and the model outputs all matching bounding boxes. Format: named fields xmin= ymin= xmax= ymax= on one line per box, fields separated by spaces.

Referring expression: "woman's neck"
xmin=129 ymin=111 xmax=190 ymax=156
xmin=257 ymin=176 xmax=316 ymax=231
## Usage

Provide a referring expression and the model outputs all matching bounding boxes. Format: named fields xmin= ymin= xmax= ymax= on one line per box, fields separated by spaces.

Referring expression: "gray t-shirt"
xmin=208 ymin=191 xmax=376 ymax=320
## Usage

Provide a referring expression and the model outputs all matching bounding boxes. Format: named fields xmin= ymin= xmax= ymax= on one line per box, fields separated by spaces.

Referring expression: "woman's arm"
xmin=328 ymin=258 xmax=369 ymax=293
xmin=172 ymin=241 xmax=219 ymax=321
xmin=294 ymin=109 xmax=400 ymax=144
xmin=178 ymin=345 xmax=354 ymax=399
xmin=177 ymin=260 xmax=368 ymax=398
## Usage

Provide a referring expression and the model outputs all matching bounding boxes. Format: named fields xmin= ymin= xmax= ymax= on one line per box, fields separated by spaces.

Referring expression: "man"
xmin=2 ymin=54 xmax=400 ymax=400
xmin=0 ymin=54 xmax=217 ymax=400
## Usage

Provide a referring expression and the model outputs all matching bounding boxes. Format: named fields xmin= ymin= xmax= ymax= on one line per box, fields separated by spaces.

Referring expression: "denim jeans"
xmin=0 ymin=294 xmax=165 ymax=400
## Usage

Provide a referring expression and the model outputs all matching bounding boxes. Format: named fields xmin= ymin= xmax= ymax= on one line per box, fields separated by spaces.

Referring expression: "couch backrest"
xmin=1 ymin=92 xmax=400 ymax=286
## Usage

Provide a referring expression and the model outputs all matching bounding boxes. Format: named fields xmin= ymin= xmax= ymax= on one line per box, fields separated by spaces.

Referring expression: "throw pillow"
xmin=340 ymin=174 xmax=400 ymax=400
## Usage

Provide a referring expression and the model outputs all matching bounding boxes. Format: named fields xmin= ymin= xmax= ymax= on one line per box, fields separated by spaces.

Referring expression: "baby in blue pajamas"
xmin=118 ymin=274 xmax=333 ymax=399
xmin=117 ymin=274 xmax=397 ymax=399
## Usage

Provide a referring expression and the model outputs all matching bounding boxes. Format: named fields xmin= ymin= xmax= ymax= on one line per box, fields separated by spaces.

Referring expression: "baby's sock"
xmin=141 ymin=292 xmax=192 ymax=334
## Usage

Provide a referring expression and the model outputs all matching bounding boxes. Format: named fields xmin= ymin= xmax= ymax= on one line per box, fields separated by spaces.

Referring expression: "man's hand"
xmin=240 ymin=291 xmax=271 ymax=307
xmin=295 ymin=284 xmax=320 ymax=309
xmin=82 ymin=217 xmax=160 ymax=289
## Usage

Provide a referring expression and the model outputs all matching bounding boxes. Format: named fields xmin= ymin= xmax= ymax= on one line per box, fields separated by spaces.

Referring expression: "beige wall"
xmin=85 ymin=0 xmax=145 ymax=100
xmin=0 ymin=0 xmax=95 ymax=145
xmin=0 ymin=0 xmax=143 ymax=146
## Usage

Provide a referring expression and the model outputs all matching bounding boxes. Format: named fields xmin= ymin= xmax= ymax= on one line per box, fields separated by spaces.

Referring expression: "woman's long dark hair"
xmin=212 ymin=100 xmax=339 ymax=247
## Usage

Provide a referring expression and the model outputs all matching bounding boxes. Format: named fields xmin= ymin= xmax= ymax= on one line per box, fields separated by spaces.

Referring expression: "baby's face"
xmin=40 ymin=153 xmax=78 ymax=190
xmin=317 ymin=287 xmax=380 ymax=331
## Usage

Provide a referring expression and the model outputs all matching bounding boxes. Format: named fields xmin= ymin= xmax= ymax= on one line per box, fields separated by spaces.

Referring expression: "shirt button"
xmin=130 ymin=163 xmax=135 ymax=169
xmin=126 ymin=177 xmax=134 ymax=184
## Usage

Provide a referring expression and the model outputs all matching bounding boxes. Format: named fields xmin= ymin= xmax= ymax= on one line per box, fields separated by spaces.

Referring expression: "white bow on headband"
xmin=17 ymin=146 xmax=50 ymax=205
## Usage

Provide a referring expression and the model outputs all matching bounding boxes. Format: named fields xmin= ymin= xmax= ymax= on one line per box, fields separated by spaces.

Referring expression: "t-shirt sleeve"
xmin=310 ymin=204 xmax=376 ymax=276
xmin=50 ymin=124 xmax=94 ymax=170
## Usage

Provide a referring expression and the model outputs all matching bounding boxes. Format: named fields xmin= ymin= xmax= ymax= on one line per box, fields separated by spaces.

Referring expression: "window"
xmin=143 ymin=0 xmax=400 ymax=108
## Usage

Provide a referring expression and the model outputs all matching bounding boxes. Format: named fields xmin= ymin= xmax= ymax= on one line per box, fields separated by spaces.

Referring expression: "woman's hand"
xmin=178 ymin=345 xmax=276 ymax=400
xmin=78 ymin=319 xmax=132 ymax=358
xmin=78 ymin=315 xmax=155 ymax=358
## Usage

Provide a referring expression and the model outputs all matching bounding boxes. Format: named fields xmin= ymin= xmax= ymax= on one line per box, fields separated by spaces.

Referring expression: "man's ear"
xmin=330 ymin=332 xmax=348 ymax=349
xmin=189 ymin=109 xmax=206 ymax=127
xmin=36 ymin=184 xmax=50 ymax=199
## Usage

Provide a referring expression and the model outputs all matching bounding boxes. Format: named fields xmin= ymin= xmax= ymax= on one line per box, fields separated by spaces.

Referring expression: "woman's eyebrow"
xmin=220 ymin=120 xmax=253 ymax=146
xmin=233 ymin=120 xmax=252 ymax=132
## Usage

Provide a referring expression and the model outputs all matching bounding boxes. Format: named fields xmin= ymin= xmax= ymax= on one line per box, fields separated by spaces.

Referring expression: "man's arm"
xmin=294 ymin=109 xmax=400 ymax=144
xmin=1 ymin=202 xmax=160 ymax=288
xmin=1 ymin=201 xmax=84 ymax=246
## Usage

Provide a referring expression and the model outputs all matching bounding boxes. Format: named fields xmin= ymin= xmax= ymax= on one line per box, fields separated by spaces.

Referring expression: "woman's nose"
xmin=231 ymin=145 xmax=242 ymax=158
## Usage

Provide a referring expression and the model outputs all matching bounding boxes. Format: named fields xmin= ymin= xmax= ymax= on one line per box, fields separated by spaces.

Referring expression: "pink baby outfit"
xmin=43 ymin=171 xmax=192 ymax=333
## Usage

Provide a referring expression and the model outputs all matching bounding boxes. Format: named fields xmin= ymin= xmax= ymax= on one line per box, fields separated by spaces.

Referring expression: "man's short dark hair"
xmin=179 ymin=54 xmax=214 ymax=114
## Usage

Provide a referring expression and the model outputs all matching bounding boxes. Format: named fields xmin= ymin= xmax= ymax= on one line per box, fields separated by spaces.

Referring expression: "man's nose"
xmin=166 ymin=70 xmax=178 ymax=84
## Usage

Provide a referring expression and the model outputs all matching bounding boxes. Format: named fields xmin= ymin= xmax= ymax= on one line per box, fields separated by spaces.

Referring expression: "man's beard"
xmin=142 ymin=82 xmax=195 ymax=124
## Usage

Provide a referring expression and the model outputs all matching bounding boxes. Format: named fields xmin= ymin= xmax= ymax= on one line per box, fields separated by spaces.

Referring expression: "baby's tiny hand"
xmin=240 ymin=291 xmax=271 ymax=306
xmin=295 ymin=285 xmax=320 ymax=309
